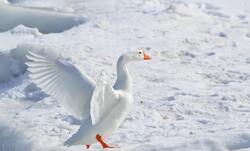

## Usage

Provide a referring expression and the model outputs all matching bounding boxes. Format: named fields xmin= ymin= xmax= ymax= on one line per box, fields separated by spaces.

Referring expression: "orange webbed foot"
xmin=96 ymin=134 xmax=120 ymax=149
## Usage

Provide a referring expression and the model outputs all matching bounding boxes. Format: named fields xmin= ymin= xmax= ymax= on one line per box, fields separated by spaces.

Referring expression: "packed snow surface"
xmin=0 ymin=0 xmax=249 ymax=150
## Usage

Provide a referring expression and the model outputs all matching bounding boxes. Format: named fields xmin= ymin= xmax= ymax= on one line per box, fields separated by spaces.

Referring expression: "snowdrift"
xmin=0 ymin=123 xmax=32 ymax=151
xmin=0 ymin=44 xmax=62 ymax=83
xmin=0 ymin=3 xmax=86 ymax=33
xmin=0 ymin=53 xmax=14 ymax=83
xmin=0 ymin=44 xmax=30 ymax=83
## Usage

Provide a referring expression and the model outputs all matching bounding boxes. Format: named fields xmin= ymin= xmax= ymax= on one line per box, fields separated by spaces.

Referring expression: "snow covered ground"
xmin=0 ymin=0 xmax=249 ymax=150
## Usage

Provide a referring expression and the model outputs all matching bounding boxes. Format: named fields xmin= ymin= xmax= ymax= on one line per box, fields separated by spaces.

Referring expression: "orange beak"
xmin=143 ymin=52 xmax=152 ymax=60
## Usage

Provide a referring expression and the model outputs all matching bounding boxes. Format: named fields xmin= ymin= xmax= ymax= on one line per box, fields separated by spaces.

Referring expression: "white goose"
xmin=26 ymin=50 xmax=151 ymax=149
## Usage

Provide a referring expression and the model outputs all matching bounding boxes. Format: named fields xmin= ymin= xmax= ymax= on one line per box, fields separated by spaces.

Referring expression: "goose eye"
xmin=139 ymin=51 xmax=142 ymax=54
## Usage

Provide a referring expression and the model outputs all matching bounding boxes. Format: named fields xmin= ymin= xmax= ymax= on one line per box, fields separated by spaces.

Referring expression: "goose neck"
xmin=114 ymin=56 xmax=132 ymax=93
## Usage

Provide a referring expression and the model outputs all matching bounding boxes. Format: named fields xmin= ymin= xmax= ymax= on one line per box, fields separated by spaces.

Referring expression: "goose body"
xmin=65 ymin=90 xmax=133 ymax=146
xmin=26 ymin=50 xmax=151 ymax=148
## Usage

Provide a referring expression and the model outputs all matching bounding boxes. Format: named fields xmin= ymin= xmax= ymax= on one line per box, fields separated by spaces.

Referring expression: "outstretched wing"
xmin=90 ymin=71 xmax=119 ymax=125
xmin=26 ymin=51 xmax=95 ymax=119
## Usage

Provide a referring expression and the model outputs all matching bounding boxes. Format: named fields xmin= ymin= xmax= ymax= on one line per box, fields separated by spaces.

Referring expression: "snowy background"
xmin=0 ymin=0 xmax=249 ymax=150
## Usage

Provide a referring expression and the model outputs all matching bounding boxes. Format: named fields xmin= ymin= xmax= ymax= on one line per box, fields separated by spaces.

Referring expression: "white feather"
xmin=26 ymin=51 xmax=96 ymax=119
xmin=26 ymin=51 xmax=144 ymax=147
xmin=90 ymin=71 xmax=118 ymax=125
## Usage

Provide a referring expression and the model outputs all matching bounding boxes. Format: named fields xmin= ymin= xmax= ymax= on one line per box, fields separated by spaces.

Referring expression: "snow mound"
xmin=0 ymin=123 xmax=32 ymax=151
xmin=0 ymin=44 xmax=62 ymax=83
xmin=0 ymin=53 xmax=14 ymax=83
xmin=0 ymin=44 xmax=31 ymax=83
xmin=10 ymin=24 xmax=41 ymax=37
xmin=0 ymin=3 xmax=86 ymax=34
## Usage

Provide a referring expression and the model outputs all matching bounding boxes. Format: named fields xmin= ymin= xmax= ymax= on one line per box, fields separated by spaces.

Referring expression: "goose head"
xmin=115 ymin=49 xmax=151 ymax=91
xmin=121 ymin=49 xmax=152 ymax=63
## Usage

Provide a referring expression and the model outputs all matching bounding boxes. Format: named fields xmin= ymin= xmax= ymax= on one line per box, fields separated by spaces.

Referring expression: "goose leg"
xmin=96 ymin=134 xmax=115 ymax=149
xmin=85 ymin=144 xmax=91 ymax=149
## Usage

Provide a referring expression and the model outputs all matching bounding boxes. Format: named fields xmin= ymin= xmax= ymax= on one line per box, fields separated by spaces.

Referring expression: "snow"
xmin=0 ymin=43 xmax=63 ymax=83
xmin=0 ymin=3 xmax=85 ymax=33
xmin=0 ymin=123 xmax=32 ymax=151
xmin=0 ymin=0 xmax=249 ymax=150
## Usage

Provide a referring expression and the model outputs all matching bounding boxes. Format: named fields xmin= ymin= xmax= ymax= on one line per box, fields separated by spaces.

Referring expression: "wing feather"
xmin=90 ymin=71 xmax=119 ymax=125
xmin=26 ymin=51 xmax=95 ymax=119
